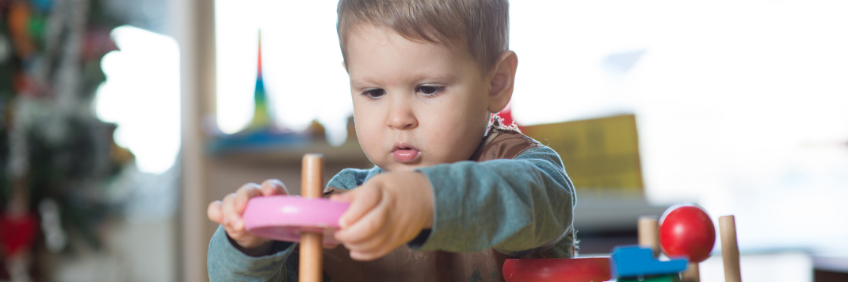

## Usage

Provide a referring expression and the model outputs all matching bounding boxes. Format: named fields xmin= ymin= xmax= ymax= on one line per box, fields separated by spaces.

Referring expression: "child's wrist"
xmin=413 ymin=171 xmax=435 ymax=229
xmin=229 ymin=235 xmax=273 ymax=257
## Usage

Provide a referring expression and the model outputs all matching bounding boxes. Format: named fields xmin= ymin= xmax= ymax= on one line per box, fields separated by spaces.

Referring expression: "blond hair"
xmin=337 ymin=0 xmax=509 ymax=73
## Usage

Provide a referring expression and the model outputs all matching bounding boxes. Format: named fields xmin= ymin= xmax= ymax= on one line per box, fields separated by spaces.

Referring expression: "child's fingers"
xmin=336 ymin=187 xmax=382 ymax=229
xmin=221 ymin=192 xmax=245 ymax=232
xmin=259 ymin=179 xmax=288 ymax=196
xmin=348 ymin=218 xmax=420 ymax=261
xmin=350 ymin=240 xmax=397 ymax=261
xmin=350 ymin=248 xmax=391 ymax=261
xmin=342 ymin=229 xmax=390 ymax=255
xmin=338 ymin=216 xmax=391 ymax=255
xmin=234 ymin=183 xmax=262 ymax=215
xmin=207 ymin=200 xmax=224 ymax=224
xmin=335 ymin=204 xmax=388 ymax=245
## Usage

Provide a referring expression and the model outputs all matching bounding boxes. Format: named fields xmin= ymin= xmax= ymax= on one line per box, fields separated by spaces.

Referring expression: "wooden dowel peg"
xmin=299 ymin=154 xmax=324 ymax=282
xmin=638 ymin=216 xmax=660 ymax=257
xmin=720 ymin=215 xmax=742 ymax=282
xmin=681 ymin=262 xmax=700 ymax=282
xmin=301 ymin=154 xmax=324 ymax=198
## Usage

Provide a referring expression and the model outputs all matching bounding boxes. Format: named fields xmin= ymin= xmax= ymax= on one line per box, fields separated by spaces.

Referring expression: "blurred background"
xmin=0 ymin=0 xmax=846 ymax=281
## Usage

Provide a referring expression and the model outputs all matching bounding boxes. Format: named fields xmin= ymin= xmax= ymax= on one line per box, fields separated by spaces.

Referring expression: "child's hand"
xmin=207 ymin=179 xmax=289 ymax=254
xmin=330 ymin=171 xmax=434 ymax=261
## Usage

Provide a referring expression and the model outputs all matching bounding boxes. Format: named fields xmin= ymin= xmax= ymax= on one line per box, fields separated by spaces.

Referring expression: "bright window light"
xmin=95 ymin=25 xmax=181 ymax=174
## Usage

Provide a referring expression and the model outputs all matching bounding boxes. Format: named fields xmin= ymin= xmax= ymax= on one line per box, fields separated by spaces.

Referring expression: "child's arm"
xmin=331 ymin=145 xmax=574 ymax=260
xmin=206 ymin=180 xmax=298 ymax=281
xmin=413 ymin=145 xmax=574 ymax=255
xmin=207 ymin=225 xmax=297 ymax=281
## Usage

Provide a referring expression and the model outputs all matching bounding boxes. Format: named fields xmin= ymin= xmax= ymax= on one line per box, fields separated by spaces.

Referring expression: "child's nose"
xmin=387 ymin=105 xmax=418 ymax=130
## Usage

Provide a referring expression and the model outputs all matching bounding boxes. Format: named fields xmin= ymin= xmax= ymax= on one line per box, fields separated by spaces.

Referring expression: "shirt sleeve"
xmin=207 ymin=224 xmax=298 ymax=281
xmin=326 ymin=166 xmax=383 ymax=190
xmin=413 ymin=145 xmax=575 ymax=256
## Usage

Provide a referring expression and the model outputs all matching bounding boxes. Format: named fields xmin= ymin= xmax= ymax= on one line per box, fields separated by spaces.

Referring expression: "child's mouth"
xmin=392 ymin=144 xmax=420 ymax=163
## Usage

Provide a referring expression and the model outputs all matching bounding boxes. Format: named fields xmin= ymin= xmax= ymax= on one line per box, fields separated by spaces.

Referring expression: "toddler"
xmin=207 ymin=0 xmax=576 ymax=281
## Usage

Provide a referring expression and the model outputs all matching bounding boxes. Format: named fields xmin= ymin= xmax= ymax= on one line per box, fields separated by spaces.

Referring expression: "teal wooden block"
xmin=611 ymin=245 xmax=688 ymax=278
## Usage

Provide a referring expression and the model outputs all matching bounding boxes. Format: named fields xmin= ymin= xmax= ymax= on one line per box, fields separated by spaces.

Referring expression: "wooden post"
xmin=638 ymin=216 xmax=659 ymax=257
xmin=175 ymin=0 xmax=216 ymax=281
xmin=299 ymin=154 xmax=324 ymax=282
xmin=681 ymin=262 xmax=700 ymax=282
xmin=720 ymin=215 xmax=742 ymax=282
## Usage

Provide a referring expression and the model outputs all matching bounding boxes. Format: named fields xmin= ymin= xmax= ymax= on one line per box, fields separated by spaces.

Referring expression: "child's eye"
xmin=417 ymin=85 xmax=444 ymax=96
xmin=361 ymin=88 xmax=386 ymax=99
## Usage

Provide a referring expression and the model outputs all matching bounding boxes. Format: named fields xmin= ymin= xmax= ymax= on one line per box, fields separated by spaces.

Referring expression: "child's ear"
xmin=487 ymin=51 xmax=518 ymax=113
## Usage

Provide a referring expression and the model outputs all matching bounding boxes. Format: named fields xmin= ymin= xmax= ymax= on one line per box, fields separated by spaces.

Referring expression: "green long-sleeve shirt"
xmin=207 ymin=145 xmax=575 ymax=281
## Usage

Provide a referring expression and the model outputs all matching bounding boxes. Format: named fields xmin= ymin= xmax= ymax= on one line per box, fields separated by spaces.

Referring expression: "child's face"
xmin=345 ymin=24 xmax=493 ymax=172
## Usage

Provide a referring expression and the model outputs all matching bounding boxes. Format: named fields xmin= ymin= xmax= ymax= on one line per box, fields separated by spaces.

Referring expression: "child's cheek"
xmin=352 ymin=113 xmax=386 ymax=165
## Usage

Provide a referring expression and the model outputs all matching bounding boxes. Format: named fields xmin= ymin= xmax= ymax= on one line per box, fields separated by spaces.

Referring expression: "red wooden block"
xmin=503 ymin=257 xmax=611 ymax=282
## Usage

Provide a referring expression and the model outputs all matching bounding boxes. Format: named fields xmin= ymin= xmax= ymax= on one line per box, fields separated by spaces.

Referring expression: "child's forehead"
xmin=348 ymin=23 xmax=464 ymax=52
xmin=346 ymin=31 xmax=479 ymax=83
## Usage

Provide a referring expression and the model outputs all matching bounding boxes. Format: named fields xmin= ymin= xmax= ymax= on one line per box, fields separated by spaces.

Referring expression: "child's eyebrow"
xmin=349 ymin=73 xmax=457 ymax=88
xmin=410 ymin=72 xmax=457 ymax=83
xmin=349 ymin=76 xmax=384 ymax=89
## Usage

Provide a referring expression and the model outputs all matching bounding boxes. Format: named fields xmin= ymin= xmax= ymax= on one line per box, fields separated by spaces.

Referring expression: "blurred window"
xmin=96 ymin=26 xmax=181 ymax=174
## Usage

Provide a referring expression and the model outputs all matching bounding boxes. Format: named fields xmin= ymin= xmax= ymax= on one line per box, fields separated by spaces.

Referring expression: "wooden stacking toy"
xmin=242 ymin=154 xmax=349 ymax=282
xmin=503 ymin=203 xmax=742 ymax=282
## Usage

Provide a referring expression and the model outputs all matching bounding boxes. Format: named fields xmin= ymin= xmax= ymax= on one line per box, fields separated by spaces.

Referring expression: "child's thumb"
xmin=335 ymin=189 xmax=379 ymax=229
xmin=207 ymin=201 xmax=224 ymax=224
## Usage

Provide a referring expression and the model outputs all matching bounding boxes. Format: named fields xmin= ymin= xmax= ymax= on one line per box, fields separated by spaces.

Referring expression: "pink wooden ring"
xmin=243 ymin=195 xmax=349 ymax=244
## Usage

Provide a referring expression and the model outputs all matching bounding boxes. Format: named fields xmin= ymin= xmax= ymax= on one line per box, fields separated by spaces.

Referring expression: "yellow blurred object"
xmin=522 ymin=114 xmax=643 ymax=194
xmin=110 ymin=139 xmax=135 ymax=164
xmin=306 ymin=119 xmax=326 ymax=141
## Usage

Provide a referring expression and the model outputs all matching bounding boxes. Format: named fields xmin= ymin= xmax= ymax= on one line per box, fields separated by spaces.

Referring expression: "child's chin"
xmin=381 ymin=161 xmax=426 ymax=172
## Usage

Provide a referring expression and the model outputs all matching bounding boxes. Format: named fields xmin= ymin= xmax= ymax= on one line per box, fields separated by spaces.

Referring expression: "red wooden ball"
xmin=659 ymin=204 xmax=716 ymax=263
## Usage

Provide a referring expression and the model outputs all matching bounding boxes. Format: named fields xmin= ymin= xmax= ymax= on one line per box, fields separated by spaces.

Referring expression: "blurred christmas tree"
xmin=0 ymin=0 xmax=131 ymax=280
